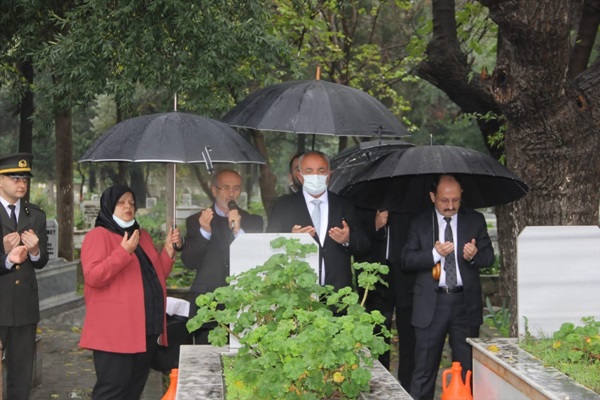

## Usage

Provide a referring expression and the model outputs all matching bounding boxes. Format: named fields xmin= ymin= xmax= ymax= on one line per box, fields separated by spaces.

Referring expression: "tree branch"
xmin=418 ymin=0 xmax=503 ymax=157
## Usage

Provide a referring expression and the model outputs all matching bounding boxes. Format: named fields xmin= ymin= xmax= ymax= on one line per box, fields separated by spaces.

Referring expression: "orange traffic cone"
xmin=161 ymin=368 xmax=179 ymax=400
xmin=441 ymin=361 xmax=472 ymax=400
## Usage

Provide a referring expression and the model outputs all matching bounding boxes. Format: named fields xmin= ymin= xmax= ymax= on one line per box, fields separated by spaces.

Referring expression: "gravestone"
xmin=46 ymin=219 xmax=58 ymax=260
xmin=180 ymin=193 xmax=192 ymax=207
xmin=229 ymin=233 xmax=320 ymax=349
xmin=81 ymin=200 xmax=100 ymax=229
xmin=146 ymin=197 xmax=157 ymax=209
xmin=517 ymin=225 xmax=600 ymax=338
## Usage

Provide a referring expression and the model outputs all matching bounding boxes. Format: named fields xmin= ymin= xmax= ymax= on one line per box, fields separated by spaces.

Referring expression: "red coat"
xmin=79 ymin=227 xmax=174 ymax=353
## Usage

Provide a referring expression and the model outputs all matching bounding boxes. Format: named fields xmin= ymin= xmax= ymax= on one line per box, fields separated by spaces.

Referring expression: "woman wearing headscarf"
xmin=79 ymin=185 xmax=182 ymax=400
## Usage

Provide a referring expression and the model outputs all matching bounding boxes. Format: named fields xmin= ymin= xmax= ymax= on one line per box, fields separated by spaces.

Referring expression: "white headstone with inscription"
xmin=46 ymin=219 xmax=58 ymax=260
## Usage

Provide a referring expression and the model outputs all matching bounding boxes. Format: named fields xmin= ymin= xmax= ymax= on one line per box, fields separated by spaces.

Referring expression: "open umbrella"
xmin=79 ymin=111 xmax=266 ymax=224
xmin=329 ymin=139 xmax=415 ymax=193
xmin=80 ymin=112 xmax=265 ymax=165
xmin=340 ymin=145 xmax=529 ymax=212
xmin=221 ymin=80 xmax=410 ymax=138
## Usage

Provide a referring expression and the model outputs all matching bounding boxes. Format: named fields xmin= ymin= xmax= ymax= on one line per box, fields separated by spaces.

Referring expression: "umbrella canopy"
xmin=340 ymin=145 xmax=529 ymax=212
xmin=221 ymin=80 xmax=410 ymax=137
xmin=329 ymin=139 xmax=415 ymax=193
xmin=79 ymin=111 xmax=266 ymax=226
xmin=80 ymin=111 xmax=265 ymax=165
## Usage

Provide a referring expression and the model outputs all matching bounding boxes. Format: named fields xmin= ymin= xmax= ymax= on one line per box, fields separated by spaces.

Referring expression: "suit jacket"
xmin=79 ymin=227 xmax=174 ymax=352
xmin=0 ymin=201 xmax=49 ymax=326
xmin=356 ymin=208 xmax=416 ymax=308
xmin=181 ymin=205 xmax=263 ymax=295
xmin=266 ymin=191 xmax=369 ymax=291
xmin=401 ymin=206 xmax=494 ymax=329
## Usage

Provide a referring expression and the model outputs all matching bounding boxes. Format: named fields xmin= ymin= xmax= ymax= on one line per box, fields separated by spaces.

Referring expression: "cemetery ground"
xmin=29 ymin=305 xmax=164 ymax=399
xmin=27 ymin=304 xmax=460 ymax=399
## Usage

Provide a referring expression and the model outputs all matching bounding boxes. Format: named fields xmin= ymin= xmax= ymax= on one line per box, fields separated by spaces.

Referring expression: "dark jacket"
xmin=266 ymin=191 xmax=369 ymax=291
xmin=181 ymin=205 xmax=263 ymax=295
xmin=0 ymin=201 xmax=49 ymax=326
xmin=356 ymin=208 xmax=416 ymax=308
xmin=401 ymin=206 xmax=494 ymax=328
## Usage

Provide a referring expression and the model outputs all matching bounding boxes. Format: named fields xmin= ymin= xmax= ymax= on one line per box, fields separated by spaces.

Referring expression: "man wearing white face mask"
xmin=267 ymin=151 xmax=369 ymax=290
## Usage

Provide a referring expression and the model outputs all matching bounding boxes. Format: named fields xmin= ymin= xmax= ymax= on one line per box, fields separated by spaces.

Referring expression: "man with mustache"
xmin=401 ymin=174 xmax=494 ymax=400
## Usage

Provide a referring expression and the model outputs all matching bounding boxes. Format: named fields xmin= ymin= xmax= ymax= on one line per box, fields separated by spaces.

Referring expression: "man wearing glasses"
xmin=181 ymin=169 xmax=263 ymax=343
xmin=401 ymin=174 xmax=494 ymax=400
xmin=0 ymin=152 xmax=49 ymax=400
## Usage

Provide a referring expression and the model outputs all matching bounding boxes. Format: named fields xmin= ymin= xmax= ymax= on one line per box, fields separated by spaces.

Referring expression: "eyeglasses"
xmin=215 ymin=185 xmax=242 ymax=194
xmin=3 ymin=176 xmax=29 ymax=184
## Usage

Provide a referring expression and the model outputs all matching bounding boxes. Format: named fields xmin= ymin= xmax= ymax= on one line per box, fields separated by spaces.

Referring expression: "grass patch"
xmin=520 ymin=317 xmax=600 ymax=394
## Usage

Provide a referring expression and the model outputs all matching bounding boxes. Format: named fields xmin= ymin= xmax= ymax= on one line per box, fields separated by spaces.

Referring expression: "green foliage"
xmin=521 ymin=317 xmax=600 ymax=394
xmin=483 ymin=297 xmax=509 ymax=337
xmin=480 ymin=255 xmax=500 ymax=275
xmin=166 ymin=260 xmax=195 ymax=288
xmin=187 ymin=237 xmax=390 ymax=399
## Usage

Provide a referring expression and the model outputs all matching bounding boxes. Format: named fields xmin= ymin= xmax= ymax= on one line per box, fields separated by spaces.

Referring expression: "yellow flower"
xmin=552 ymin=341 xmax=561 ymax=349
xmin=487 ymin=345 xmax=499 ymax=352
xmin=333 ymin=372 xmax=345 ymax=383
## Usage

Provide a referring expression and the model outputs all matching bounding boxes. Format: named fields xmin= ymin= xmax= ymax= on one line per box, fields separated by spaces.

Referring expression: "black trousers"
xmin=395 ymin=305 xmax=416 ymax=393
xmin=409 ymin=293 xmax=479 ymax=400
xmin=92 ymin=334 xmax=158 ymax=400
xmin=0 ymin=324 xmax=37 ymax=400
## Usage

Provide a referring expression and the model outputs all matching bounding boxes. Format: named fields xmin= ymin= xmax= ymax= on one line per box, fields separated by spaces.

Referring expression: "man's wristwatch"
xmin=342 ymin=241 xmax=350 ymax=247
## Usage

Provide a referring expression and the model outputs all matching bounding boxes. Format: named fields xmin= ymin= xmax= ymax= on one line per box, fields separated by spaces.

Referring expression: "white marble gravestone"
xmin=517 ymin=225 xmax=600 ymax=338
xmin=229 ymin=233 xmax=320 ymax=348
xmin=46 ymin=219 xmax=58 ymax=260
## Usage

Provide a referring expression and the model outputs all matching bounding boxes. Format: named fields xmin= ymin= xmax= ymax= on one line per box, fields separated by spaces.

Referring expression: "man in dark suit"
xmin=0 ymin=153 xmax=49 ymax=400
xmin=356 ymin=208 xmax=416 ymax=391
xmin=267 ymin=151 xmax=369 ymax=291
xmin=401 ymin=174 xmax=494 ymax=400
xmin=181 ymin=169 xmax=263 ymax=342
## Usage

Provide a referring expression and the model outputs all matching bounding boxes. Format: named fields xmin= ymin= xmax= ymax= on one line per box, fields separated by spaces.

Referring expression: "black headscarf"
xmin=95 ymin=185 xmax=164 ymax=336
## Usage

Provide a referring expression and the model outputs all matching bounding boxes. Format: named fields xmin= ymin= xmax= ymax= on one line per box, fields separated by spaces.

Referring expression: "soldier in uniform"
xmin=0 ymin=153 xmax=49 ymax=400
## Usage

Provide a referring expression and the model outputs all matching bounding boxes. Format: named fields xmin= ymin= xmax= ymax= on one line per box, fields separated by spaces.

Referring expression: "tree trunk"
xmin=251 ymin=129 xmax=278 ymax=216
xmin=55 ymin=108 xmax=74 ymax=261
xmin=484 ymin=0 xmax=600 ymax=335
xmin=18 ymin=59 xmax=34 ymax=154
xmin=418 ymin=0 xmax=504 ymax=159
xmin=421 ymin=0 xmax=600 ymax=337
xmin=130 ymin=164 xmax=146 ymax=208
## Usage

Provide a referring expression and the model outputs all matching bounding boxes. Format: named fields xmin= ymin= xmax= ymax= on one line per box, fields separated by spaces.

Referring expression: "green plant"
xmin=480 ymin=255 xmax=500 ymax=275
xmin=520 ymin=317 xmax=600 ymax=394
xmin=483 ymin=296 xmax=510 ymax=337
xmin=187 ymin=237 xmax=390 ymax=400
xmin=166 ymin=260 xmax=195 ymax=288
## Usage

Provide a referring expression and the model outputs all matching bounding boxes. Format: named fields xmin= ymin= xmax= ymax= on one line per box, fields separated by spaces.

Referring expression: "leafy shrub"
xmin=187 ymin=237 xmax=390 ymax=399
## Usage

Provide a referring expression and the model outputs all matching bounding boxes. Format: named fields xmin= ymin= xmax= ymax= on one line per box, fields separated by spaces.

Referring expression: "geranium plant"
xmin=186 ymin=237 xmax=390 ymax=400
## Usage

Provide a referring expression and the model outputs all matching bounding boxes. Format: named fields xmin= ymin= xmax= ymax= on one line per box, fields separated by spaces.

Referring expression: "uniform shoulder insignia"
xmin=24 ymin=201 xmax=45 ymax=215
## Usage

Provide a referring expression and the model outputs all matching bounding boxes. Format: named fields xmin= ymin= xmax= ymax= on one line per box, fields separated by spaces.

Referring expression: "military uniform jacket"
xmin=0 ymin=201 xmax=49 ymax=326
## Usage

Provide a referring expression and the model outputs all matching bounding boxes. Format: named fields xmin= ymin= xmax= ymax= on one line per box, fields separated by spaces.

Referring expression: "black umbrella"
xmin=79 ymin=111 xmax=266 ymax=225
xmin=340 ymin=145 xmax=529 ymax=212
xmin=221 ymin=80 xmax=410 ymax=138
xmin=80 ymin=111 xmax=265 ymax=166
xmin=329 ymin=139 xmax=415 ymax=193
